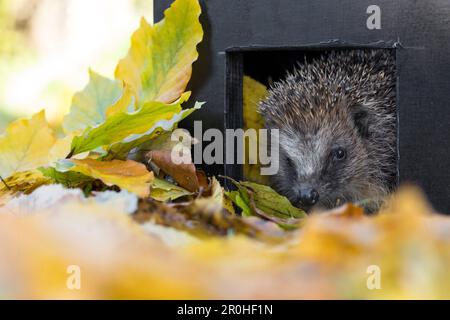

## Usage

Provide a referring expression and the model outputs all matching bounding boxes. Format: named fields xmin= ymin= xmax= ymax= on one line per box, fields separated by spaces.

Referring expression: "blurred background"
xmin=0 ymin=0 xmax=153 ymax=131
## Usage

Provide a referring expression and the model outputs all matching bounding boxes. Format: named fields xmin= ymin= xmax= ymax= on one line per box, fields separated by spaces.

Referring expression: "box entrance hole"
xmin=225 ymin=47 xmax=398 ymax=197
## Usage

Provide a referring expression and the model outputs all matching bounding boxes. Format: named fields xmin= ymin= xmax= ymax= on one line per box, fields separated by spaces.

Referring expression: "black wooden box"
xmin=155 ymin=0 xmax=450 ymax=213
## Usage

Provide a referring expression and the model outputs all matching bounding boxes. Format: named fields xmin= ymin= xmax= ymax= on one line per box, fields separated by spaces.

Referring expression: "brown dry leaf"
xmin=147 ymin=150 xmax=199 ymax=192
xmin=195 ymin=170 xmax=210 ymax=194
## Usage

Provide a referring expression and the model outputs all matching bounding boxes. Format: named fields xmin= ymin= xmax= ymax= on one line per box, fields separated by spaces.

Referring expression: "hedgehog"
xmin=259 ymin=49 xmax=397 ymax=212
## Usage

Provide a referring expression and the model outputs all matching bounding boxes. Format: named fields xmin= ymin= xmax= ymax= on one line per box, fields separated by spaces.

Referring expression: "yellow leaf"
xmin=209 ymin=177 xmax=225 ymax=206
xmin=49 ymin=133 xmax=75 ymax=163
xmin=105 ymin=83 xmax=135 ymax=117
xmin=64 ymin=159 xmax=153 ymax=197
xmin=242 ymin=76 xmax=270 ymax=185
xmin=243 ymin=75 xmax=267 ymax=132
xmin=0 ymin=170 xmax=50 ymax=206
xmin=0 ymin=111 xmax=60 ymax=179
xmin=115 ymin=0 xmax=203 ymax=105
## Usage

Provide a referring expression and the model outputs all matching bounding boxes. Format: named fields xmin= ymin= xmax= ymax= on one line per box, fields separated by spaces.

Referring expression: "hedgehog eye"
xmin=332 ymin=147 xmax=347 ymax=162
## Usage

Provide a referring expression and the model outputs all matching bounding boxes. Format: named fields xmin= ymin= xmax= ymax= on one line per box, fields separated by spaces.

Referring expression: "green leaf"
xmin=115 ymin=0 xmax=203 ymax=105
xmin=239 ymin=181 xmax=307 ymax=219
xmin=104 ymin=100 xmax=203 ymax=160
xmin=39 ymin=167 xmax=94 ymax=188
xmin=70 ymin=93 xmax=198 ymax=156
xmin=226 ymin=179 xmax=307 ymax=227
xmin=63 ymin=70 xmax=123 ymax=134
xmin=226 ymin=190 xmax=252 ymax=217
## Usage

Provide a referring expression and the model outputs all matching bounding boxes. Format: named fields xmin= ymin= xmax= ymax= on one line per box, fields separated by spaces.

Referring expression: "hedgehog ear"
xmin=353 ymin=107 xmax=370 ymax=138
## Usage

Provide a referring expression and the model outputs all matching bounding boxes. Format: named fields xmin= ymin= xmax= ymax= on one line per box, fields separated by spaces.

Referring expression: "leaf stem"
xmin=66 ymin=150 xmax=74 ymax=159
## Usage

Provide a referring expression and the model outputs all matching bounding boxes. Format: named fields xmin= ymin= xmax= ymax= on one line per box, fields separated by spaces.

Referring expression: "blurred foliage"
xmin=1 ymin=184 xmax=450 ymax=299
xmin=0 ymin=109 xmax=14 ymax=133
xmin=0 ymin=0 xmax=153 ymax=131
xmin=0 ymin=0 xmax=29 ymax=57
xmin=0 ymin=0 xmax=31 ymax=131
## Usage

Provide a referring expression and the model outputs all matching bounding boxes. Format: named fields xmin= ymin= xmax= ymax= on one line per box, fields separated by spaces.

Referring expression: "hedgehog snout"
xmin=298 ymin=187 xmax=320 ymax=210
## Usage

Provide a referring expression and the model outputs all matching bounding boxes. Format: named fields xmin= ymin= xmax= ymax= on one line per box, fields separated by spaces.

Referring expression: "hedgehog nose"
xmin=299 ymin=188 xmax=320 ymax=206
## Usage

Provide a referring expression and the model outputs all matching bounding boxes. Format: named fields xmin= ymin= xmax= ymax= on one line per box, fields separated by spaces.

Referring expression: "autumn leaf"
xmin=226 ymin=179 xmax=307 ymax=227
xmin=243 ymin=76 xmax=267 ymax=132
xmin=150 ymin=178 xmax=192 ymax=202
xmin=0 ymin=170 xmax=50 ymax=206
xmin=56 ymin=159 xmax=153 ymax=197
xmin=49 ymin=133 xmax=75 ymax=162
xmin=105 ymin=83 xmax=135 ymax=117
xmin=69 ymin=93 xmax=198 ymax=156
xmin=63 ymin=70 xmax=124 ymax=134
xmin=181 ymin=177 xmax=225 ymax=214
xmin=208 ymin=177 xmax=226 ymax=207
xmin=136 ymin=197 xmax=284 ymax=243
xmin=239 ymin=181 xmax=307 ymax=218
xmin=39 ymin=167 xmax=94 ymax=189
xmin=105 ymin=101 xmax=203 ymax=160
xmin=242 ymin=76 xmax=270 ymax=185
xmin=226 ymin=190 xmax=252 ymax=216
xmin=138 ymin=131 xmax=183 ymax=155
xmin=182 ymin=177 xmax=238 ymax=217
xmin=147 ymin=149 xmax=201 ymax=192
xmin=3 ymin=184 xmax=450 ymax=299
xmin=115 ymin=0 xmax=203 ymax=105
xmin=0 ymin=111 xmax=69 ymax=180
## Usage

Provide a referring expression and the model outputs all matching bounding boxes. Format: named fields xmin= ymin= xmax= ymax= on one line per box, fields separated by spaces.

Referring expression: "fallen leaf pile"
xmin=0 ymin=185 xmax=449 ymax=299
xmin=0 ymin=0 xmax=449 ymax=299
xmin=0 ymin=0 xmax=203 ymax=204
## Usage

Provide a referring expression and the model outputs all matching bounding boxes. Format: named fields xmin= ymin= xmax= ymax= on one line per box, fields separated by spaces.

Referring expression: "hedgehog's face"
xmin=272 ymin=108 xmax=373 ymax=211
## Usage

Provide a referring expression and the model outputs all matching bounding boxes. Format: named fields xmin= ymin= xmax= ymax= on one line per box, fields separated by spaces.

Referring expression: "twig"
xmin=66 ymin=149 xmax=74 ymax=159
xmin=0 ymin=175 xmax=10 ymax=190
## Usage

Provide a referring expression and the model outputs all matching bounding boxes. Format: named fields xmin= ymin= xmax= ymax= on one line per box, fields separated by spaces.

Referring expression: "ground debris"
xmin=135 ymin=197 xmax=287 ymax=243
